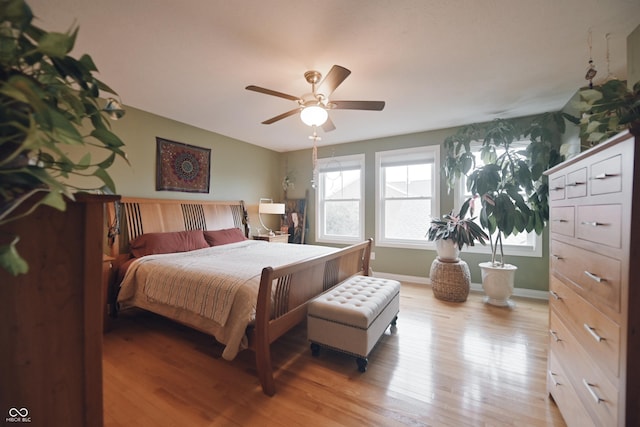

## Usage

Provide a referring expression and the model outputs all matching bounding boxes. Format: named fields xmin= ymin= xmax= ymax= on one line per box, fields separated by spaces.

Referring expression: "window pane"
xmin=503 ymin=231 xmax=530 ymax=246
xmin=384 ymin=199 xmax=431 ymax=240
xmin=408 ymin=164 xmax=431 ymax=197
xmin=324 ymin=169 xmax=360 ymax=200
xmin=384 ymin=164 xmax=432 ymax=198
xmin=324 ymin=200 xmax=359 ymax=237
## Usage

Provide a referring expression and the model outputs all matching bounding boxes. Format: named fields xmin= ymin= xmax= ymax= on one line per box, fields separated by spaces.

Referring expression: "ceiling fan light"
xmin=300 ymin=105 xmax=328 ymax=127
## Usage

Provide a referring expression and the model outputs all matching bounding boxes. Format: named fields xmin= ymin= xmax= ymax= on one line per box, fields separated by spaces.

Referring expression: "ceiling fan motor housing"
xmin=246 ymin=64 xmax=385 ymax=130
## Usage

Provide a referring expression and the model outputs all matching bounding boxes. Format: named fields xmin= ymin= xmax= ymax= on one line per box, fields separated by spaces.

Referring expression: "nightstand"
xmin=253 ymin=233 xmax=290 ymax=243
xmin=102 ymin=255 xmax=115 ymax=333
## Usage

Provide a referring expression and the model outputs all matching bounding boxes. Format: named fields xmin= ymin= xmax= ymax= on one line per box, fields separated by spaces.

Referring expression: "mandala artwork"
xmin=156 ymin=137 xmax=211 ymax=193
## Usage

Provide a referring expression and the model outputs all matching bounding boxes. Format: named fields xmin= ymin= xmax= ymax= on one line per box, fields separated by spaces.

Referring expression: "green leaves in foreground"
xmin=0 ymin=0 xmax=127 ymax=276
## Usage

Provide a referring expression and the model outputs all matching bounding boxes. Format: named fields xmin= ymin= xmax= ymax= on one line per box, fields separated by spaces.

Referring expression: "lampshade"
xmin=300 ymin=105 xmax=328 ymax=127
xmin=258 ymin=198 xmax=285 ymax=236
xmin=259 ymin=201 xmax=285 ymax=214
xmin=103 ymin=98 xmax=126 ymax=120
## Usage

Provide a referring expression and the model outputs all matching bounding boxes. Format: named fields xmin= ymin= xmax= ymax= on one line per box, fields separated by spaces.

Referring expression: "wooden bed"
xmin=107 ymin=197 xmax=372 ymax=396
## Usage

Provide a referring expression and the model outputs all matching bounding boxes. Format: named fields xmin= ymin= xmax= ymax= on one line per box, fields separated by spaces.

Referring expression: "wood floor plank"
xmin=103 ymin=283 xmax=566 ymax=426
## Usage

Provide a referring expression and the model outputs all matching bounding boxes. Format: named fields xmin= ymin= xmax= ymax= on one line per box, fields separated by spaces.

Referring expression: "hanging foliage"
xmin=0 ymin=0 xmax=127 ymax=275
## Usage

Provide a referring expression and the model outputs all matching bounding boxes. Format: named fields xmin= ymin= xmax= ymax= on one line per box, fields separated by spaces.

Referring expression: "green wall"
xmin=100 ymin=105 xmax=283 ymax=233
xmin=281 ymin=127 xmax=550 ymax=292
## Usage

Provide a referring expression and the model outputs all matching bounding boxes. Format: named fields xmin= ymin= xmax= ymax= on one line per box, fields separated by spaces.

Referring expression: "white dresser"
xmin=545 ymin=129 xmax=640 ymax=426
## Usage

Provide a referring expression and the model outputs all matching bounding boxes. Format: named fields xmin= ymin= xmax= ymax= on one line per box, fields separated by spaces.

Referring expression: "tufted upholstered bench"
xmin=307 ymin=275 xmax=400 ymax=372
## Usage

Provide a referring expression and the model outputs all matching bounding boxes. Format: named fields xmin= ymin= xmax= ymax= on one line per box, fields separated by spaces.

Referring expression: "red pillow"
xmin=203 ymin=228 xmax=247 ymax=246
xmin=130 ymin=230 xmax=208 ymax=258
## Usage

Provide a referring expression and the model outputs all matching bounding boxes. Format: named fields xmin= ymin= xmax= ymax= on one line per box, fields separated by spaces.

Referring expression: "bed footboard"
xmin=250 ymin=238 xmax=372 ymax=396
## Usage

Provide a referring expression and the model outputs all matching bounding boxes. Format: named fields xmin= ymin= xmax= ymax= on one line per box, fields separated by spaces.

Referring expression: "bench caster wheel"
xmin=356 ymin=357 xmax=368 ymax=372
xmin=390 ymin=315 xmax=398 ymax=333
xmin=310 ymin=342 xmax=320 ymax=357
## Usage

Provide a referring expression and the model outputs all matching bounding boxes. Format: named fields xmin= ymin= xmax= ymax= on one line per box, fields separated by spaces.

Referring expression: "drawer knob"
xmin=583 ymin=323 xmax=604 ymax=342
xmin=584 ymin=271 xmax=605 ymax=283
xmin=549 ymin=330 xmax=561 ymax=342
xmin=551 ymin=186 xmax=565 ymax=191
xmin=549 ymin=290 xmax=561 ymax=300
xmin=566 ymin=181 xmax=585 ymax=187
xmin=551 ymin=254 xmax=563 ymax=260
xmin=582 ymin=379 xmax=604 ymax=404
xmin=552 ymin=219 xmax=568 ymax=223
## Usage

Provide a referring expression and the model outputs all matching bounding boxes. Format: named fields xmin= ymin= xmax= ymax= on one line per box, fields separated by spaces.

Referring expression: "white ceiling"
xmin=29 ymin=0 xmax=640 ymax=152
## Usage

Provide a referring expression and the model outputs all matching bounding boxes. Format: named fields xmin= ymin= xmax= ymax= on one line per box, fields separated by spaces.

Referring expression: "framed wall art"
xmin=156 ymin=137 xmax=211 ymax=193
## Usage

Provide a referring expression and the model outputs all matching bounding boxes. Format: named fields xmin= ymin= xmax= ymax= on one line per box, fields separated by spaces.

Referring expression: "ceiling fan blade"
xmin=316 ymin=65 xmax=351 ymax=97
xmin=331 ymin=100 xmax=385 ymax=111
xmin=262 ymin=108 xmax=301 ymax=124
xmin=246 ymin=85 xmax=300 ymax=102
xmin=322 ymin=117 xmax=336 ymax=132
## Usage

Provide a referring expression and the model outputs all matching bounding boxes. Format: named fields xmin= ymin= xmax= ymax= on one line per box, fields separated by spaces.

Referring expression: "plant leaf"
xmin=37 ymin=31 xmax=73 ymax=58
xmin=91 ymin=127 xmax=125 ymax=148
xmin=0 ymin=236 xmax=29 ymax=276
xmin=39 ymin=190 xmax=67 ymax=211
xmin=92 ymin=167 xmax=116 ymax=193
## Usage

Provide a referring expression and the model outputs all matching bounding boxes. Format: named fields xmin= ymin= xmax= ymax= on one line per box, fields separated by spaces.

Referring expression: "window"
xmin=455 ymin=140 xmax=542 ymax=257
xmin=375 ymin=146 xmax=440 ymax=248
xmin=315 ymin=154 xmax=365 ymax=244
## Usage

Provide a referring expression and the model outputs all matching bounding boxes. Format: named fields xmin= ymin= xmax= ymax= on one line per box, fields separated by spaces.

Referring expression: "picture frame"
xmin=280 ymin=193 xmax=307 ymax=244
xmin=156 ymin=137 xmax=211 ymax=193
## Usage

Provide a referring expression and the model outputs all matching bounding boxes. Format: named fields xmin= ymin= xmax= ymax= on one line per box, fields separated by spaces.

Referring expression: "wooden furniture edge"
xmin=252 ymin=238 xmax=373 ymax=395
xmin=105 ymin=197 xmax=249 ymax=259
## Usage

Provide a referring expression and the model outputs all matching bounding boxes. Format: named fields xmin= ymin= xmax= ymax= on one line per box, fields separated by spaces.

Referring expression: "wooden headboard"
xmin=107 ymin=197 xmax=248 ymax=258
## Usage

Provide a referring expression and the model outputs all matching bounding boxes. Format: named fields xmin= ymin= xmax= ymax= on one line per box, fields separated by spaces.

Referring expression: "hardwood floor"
xmin=103 ymin=283 xmax=566 ymax=426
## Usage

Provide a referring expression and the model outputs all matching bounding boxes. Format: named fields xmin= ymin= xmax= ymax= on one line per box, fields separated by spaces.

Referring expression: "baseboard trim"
xmin=372 ymin=271 xmax=549 ymax=301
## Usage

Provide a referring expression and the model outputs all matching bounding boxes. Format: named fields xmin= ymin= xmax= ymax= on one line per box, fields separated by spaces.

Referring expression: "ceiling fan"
xmin=245 ymin=65 xmax=385 ymax=132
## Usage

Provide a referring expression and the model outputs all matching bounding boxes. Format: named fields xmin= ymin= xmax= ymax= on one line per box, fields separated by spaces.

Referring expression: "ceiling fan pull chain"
xmin=310 ymin=131 xmax=320 ymax=189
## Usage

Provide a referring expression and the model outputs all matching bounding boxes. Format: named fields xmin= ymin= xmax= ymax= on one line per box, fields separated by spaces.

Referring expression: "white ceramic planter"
xmin=436 ymin=239 xmax=460 ymax=262
xmin=479 ymin=261 xmax=517 ymax=307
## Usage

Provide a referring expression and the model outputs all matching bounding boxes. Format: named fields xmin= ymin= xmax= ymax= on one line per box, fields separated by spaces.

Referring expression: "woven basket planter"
xmin=429 ymin=259 xmax=471 ymax=302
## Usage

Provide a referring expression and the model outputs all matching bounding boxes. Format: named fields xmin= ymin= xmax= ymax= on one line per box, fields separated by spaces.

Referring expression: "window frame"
xmin=375 ymin=145 xmax=440 ymax=249
xmin=315 ymin=153 xmax=365 ymax=245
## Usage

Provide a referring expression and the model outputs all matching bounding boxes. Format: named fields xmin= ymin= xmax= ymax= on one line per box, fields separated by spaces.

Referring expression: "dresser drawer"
xmin=590 ymin=154 xmax=622 ymax=195
xmin=550 ymin=240 xmax=621 ymax=314
xmin=550 ymin=206 xmax=574 ymax=237
xmin=549 ymin=175 xmax=566 ymax=201
xmin=576 ymin=204 xmax=622 ymax=248
xmin=548 ymin=351 xmax=597 ymax=427
xmin=549 ymin=276 xmax=620 ymax=378
xmin=566 ymin=167 xmax=587 ymax=198
xmin=549 ymin=313 xmax=619 ymax=427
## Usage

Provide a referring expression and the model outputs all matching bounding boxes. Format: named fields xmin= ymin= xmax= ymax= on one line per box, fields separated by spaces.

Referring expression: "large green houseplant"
xmin=0 ymin=0 xmax=126 ymax=275
xmin=442 ymin=114 xmax=565 ymax=305
xmin=443 ymin=114 xmax=565 ymax=265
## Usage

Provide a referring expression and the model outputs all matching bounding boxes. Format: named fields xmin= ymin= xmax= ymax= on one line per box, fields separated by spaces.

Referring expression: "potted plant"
xmin=0 ymin=0 xmax=127 ymax=275
xmin=442 ymin=114 xmax=565 ymax=305
xmin=564 ymin=79 xmax=640 ymax=147
xmin=427 ymin=198 xmax=488 ymax=262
